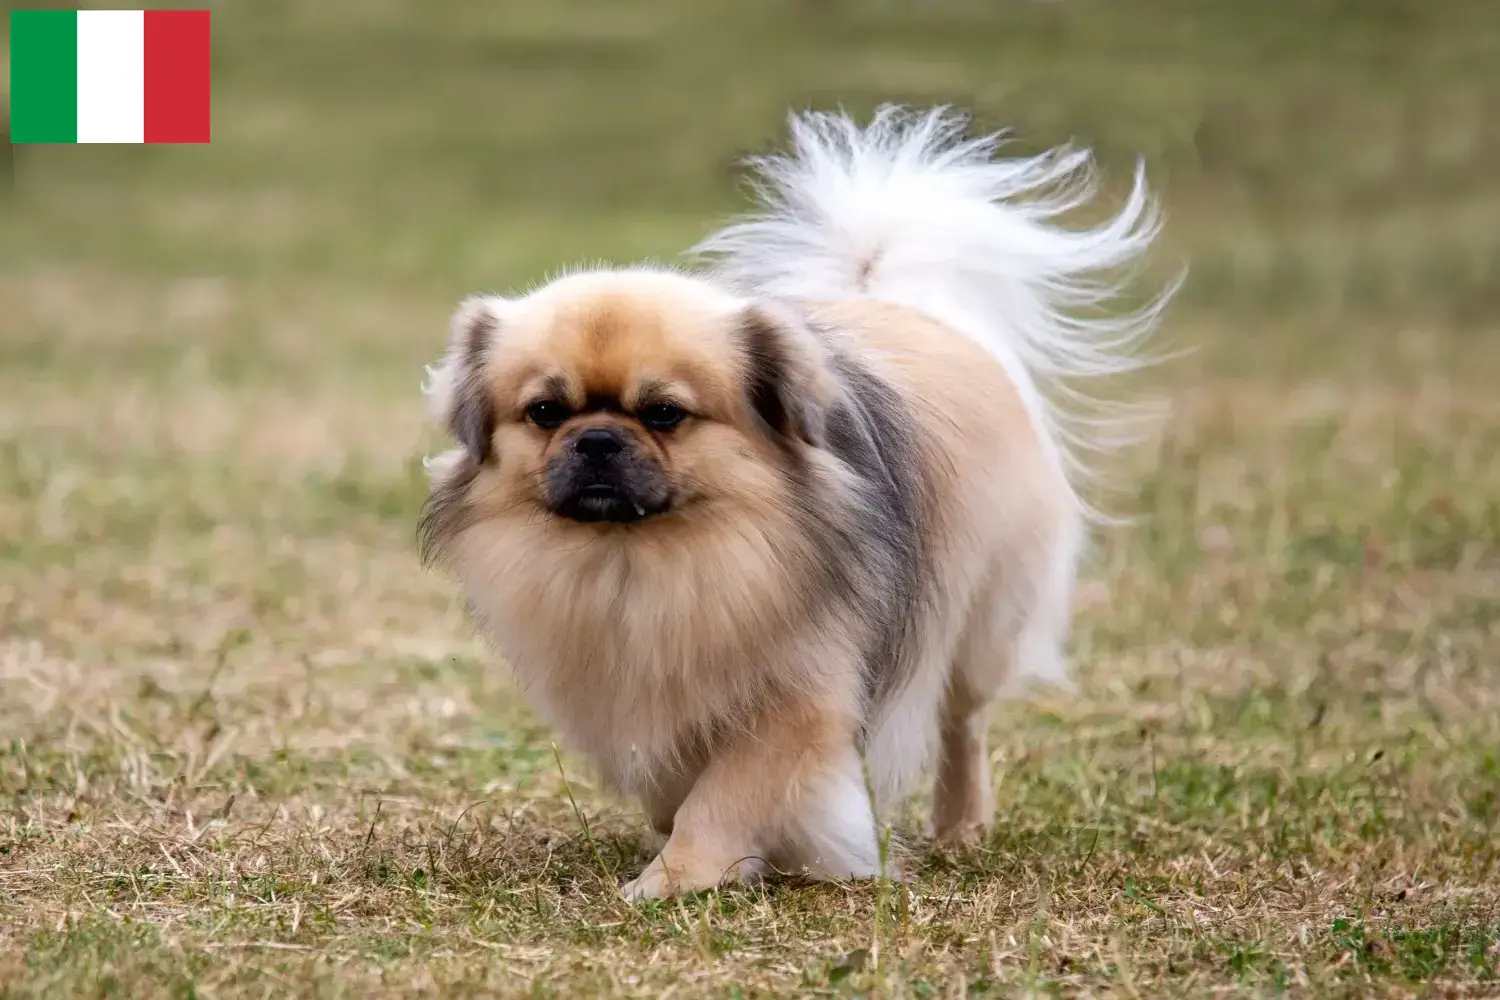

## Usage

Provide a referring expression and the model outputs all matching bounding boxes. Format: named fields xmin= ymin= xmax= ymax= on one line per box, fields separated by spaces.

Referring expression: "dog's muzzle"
xmin=547 ymin=426 xmax=669 ymax=524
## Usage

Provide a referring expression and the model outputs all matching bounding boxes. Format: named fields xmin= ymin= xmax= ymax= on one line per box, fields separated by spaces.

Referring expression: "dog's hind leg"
xmin=933 ymin=522 xmax=1077 ymax=845
xmin=931 ymin=658 xmax=1000 ymax=846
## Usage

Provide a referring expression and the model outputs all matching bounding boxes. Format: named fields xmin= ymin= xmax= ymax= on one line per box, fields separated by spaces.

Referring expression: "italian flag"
xmin=10 ymin=10 xmax=211 ymax=144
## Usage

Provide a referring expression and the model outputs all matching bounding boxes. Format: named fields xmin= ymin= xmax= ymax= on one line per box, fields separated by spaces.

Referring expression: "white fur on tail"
xmin=695 ymin=105 xmax=1174 ymax=514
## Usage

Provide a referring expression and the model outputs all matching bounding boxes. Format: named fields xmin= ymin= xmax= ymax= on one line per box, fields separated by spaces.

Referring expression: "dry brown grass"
xmin=3 ymin=274 xmax=1496 ymax=998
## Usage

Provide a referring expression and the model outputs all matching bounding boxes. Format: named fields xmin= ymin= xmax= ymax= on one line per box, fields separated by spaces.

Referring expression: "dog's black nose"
xmin=573 ymin=427 xmax=625 ymax=462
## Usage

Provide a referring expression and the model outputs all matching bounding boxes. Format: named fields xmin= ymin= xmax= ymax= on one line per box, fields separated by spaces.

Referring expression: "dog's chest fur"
xmin=455 ymin=505 xmax=863 ymax=788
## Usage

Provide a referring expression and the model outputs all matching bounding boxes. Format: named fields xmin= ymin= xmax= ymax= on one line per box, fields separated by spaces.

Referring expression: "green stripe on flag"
xmin=10 ymin=11 xmax=79 ymax=143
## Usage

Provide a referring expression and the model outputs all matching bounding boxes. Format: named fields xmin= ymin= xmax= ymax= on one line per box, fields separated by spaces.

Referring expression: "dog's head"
xmin=420 ymin=269 xmax=838 ymax=556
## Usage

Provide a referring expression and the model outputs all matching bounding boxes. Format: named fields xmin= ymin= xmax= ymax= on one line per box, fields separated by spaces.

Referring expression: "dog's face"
xmin=421 ymin=269 xmax=835 ymax=552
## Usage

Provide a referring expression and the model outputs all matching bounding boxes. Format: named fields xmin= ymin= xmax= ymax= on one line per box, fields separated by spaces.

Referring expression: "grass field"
xmin=3 ymin=1 xmax=1499 ymax=996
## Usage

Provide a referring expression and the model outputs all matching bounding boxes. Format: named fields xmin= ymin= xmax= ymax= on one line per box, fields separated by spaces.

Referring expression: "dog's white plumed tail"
xmin=696 ymin=105 xmax=1173 ymax=509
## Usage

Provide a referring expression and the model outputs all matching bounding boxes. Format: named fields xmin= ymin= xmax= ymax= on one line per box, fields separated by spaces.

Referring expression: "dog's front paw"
xmin=621 ymin=851 xmax=714 ymax=899
xmin=620 ymin=869 xmax=667 ymax=902
xmin=621 ymin=852 xmax=756 ymax=901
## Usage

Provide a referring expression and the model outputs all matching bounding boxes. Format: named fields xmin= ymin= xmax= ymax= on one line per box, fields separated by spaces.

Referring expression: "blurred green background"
xmin=5 ymin=0 xmax=1498 ymax=379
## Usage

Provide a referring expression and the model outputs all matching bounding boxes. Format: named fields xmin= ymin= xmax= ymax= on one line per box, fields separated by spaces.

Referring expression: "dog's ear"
xmin=424 ymin=295 xmax=506 ymax=464
xmin=737 ymin=303 xmax=837 ymax=450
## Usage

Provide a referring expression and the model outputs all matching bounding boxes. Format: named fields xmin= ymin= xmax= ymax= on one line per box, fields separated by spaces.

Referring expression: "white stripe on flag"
xmin=77 ymin=10 xmax=146 ymax=143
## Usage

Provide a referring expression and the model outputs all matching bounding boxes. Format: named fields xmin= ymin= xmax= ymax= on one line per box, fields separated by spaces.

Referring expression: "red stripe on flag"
xmin=143 ymin=10 xmax=211 ymax=143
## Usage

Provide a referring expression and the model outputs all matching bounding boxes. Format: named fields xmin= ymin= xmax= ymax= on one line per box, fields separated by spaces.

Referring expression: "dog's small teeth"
xmin=634 ymin=504 xmax=646 ymax=517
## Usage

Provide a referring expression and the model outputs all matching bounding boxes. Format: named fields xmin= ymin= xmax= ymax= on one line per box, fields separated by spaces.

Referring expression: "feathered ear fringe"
xmin=422 ymin=295 xmax=511 ymax=466
xmin=695 ymin=104 xmax=1182 ymax=521
xmin=424 ymin=295 xmax=507 ymax=419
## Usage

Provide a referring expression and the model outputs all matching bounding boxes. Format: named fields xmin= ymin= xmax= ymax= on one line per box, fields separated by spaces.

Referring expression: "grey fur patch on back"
xmin=738 ymin=304 xmax=932 ymax=716
xmin=822 ymin=345 xmax=931 ymax=708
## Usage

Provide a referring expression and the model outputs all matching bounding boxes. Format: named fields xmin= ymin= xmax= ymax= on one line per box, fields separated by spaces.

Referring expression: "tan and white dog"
xmin=420 ymin=107 xmax=1169 ymax=899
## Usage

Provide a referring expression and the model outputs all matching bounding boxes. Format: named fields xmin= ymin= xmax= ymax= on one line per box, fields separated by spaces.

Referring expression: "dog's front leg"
xmin=621 ymin=702 xmax=879 ymax=900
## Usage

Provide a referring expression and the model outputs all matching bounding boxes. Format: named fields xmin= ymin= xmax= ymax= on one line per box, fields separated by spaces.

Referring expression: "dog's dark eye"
xmin=526 ymin=400 xmax=571 ymax=430
xmin=641 ymin=402 xmax=687 ymax=432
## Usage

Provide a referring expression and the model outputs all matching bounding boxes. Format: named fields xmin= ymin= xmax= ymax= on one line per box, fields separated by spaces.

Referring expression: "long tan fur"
xmin=421 ymin=107 xmax=1167 ymax=898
